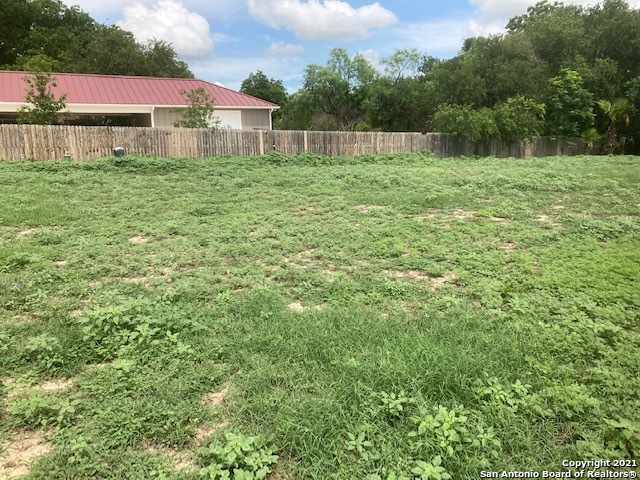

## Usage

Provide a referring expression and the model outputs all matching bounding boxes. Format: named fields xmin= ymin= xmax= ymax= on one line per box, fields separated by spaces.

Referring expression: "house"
xmin=0 ymin=71 xmax=279 ymax=129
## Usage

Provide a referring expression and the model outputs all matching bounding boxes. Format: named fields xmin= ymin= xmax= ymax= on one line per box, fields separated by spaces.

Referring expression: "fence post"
xmin=259 ymin=130 xmax=264 ymax=155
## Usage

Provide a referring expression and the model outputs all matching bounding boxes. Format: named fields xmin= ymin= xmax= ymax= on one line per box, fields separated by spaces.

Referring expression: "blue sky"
xmin=60 ymin=0 xmax=632 ymax=92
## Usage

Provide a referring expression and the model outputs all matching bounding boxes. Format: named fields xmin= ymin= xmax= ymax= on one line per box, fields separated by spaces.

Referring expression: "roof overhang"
xmin=0 ymin=102 xmax=279 ymax=114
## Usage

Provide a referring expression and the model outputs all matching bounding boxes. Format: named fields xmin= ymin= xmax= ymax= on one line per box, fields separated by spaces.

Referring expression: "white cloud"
xmin=394 ymin=19 xmax=473 ymax=57
xmin=267 ymin=42 xmax=306 ymax=57
xmin=117 ymin=0 xmax=213 ymax=57
xmin=468 ymin=0 xmax=536 ymax=23
xmin=247 ymin=0 xmax=398 ymax=41
xmin=466 ymin=20 xmax=506 ymax=38
xmin=358 ymin=49 xmax=381 ymax=70
xmin=468 ymin=0 xmax=640 ymax=27
xmin=62 ymin=0 xmax=244 ymax=22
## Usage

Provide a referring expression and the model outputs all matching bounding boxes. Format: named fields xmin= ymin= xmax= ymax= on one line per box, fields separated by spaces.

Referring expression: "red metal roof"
xmin=0 ymin=71 xmax=278 ymax=108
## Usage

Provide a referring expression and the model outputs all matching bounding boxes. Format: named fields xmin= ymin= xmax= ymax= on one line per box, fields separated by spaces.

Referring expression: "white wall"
xmin=215 ymin=110 xmax=242 ymax=129
xmin=154 ymin=107 xmax=244 ymax=129
xmin=241 ymin=110 xmax=271 ymax=130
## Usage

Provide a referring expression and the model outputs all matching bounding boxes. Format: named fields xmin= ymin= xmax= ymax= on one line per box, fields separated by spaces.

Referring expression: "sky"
xmin=59 ymin=0 xmax=640 ymax=92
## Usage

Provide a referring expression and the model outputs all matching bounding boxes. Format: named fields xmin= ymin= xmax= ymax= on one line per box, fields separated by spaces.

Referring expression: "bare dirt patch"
xmin=3 ymin=378 xmax=73 ymax=403
xmin=285 ymin=248 xmax=325 ymax=270
xmin=292 ymin=206 xmax=317 ymax=217
xmin=70 ymin=299 xmax=91 ymax=318
xmin=385 ymin=271 xmax=457 ymax=290
xmin=144 ymin=444 xmax=195 ymax=473
xmin=200 ymin=388 xmax=228 ymax=409
xmin=321 ymin=269 xmax=337 ymax=282
xmin=501 ymin=243 xmax=518 ymax=253
xmin=120 ymin=276 xmax=150 ymax=285
xmin=387 ymin=270 xmax=429 ymax=281
xmin=194 ymin=387 xmax=230 ymax=443
xmin=6 ymin=314 xmax=36 ymax=326
xmin=490 ymin=217 xmax=512 ymax=224
xmin=16 ymin=229 xmax=36 ymax=238
xmin=428 ymin=274 xmax=457 ymax=291
xmin=413 ymin=209 xmax=474 ymax=220
xmin=288 ymin=302 xmax=306 ymax=313
xmin=37 ymin=379 xmax=73 ymax=392
xmin=355 ymin=205 xmax=388 ymax=214
xmin=129 ymin=236 xmax=149 ymax=244
xmin=535 ymin=215 xmax=551 ymax=222
xmin=551 ymin=205 xmax=565 ymax=210
xmin=0 ymin=430 xmax=51 ymax=479
xmin=194 ymin=421 xmax=229 ymax=444
xmin=451 ymin=209 xmax=475 ymax=219
xmin=53 ymin=260 xmax=67 ymax=267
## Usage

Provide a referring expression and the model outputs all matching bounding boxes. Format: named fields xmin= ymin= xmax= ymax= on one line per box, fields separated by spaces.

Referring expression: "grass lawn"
xmin=0 ymin=152 xmax=639 ymax=479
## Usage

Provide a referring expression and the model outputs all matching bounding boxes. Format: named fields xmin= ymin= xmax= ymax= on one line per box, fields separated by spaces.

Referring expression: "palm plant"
xmin=581 ymin=127 xmax=604 ymax=154
xmin=597 ymin=98 xmax=630 ymax=154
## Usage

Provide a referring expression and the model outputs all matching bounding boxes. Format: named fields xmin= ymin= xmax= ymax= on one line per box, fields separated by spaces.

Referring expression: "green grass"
xmin=1 ymin=152 xmax=639 ymax=479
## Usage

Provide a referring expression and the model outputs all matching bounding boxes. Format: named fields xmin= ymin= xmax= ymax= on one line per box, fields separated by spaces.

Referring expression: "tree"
xmin=277 ymin=92 xmax=316 ymax=130
xmin=240 ymin=71 xmax=288 ymax=126
xmin=624 ymin=76 xmax=640 ymax=153
xmin=494 ymin=96 xmax=546 ymax=141
xmin=301 ymin=48 xmax=377 ymax=130
xmin=431 ymin=104 xmax=497 ymax=141
xmin=137 ymin=39 xmax=192 ymax=78
xmin=172 ymin=88 xmax=220 ymax=129
xmin=597 ymin=98 xmax=630 ymax=154
xmin=546 ymin=69 xmax=594 ymax=138
xmin=17 ymin=72 xmax=67 ymax=124
xmin=0 ymin=0 xmax=193 ymax=78
xmin=240 ymin=71 xmax=288 ymax=106
xmin=381 ymin=48 xmax=423 ymax=83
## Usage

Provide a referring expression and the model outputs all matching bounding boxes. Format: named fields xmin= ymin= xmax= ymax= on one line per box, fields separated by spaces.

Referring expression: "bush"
xmin=431 ymin=104 xmax=497 ymax=141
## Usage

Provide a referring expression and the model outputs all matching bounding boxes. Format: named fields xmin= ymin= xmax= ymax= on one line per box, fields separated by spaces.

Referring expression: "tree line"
xmin=240 ymin=0 xmax=640 ymax=154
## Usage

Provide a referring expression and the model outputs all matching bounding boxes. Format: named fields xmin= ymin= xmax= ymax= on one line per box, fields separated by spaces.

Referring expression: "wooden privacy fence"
xmin=0 ymin=124 xmax=586 ymax=161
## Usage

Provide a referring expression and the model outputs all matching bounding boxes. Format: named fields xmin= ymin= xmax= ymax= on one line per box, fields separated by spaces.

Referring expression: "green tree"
xmin=17 ymin=72 xmax=67 ymax=124
xmin=507 ymin=1 xmax=588 ymax=72
xmin=277 ymin=92 xmax=316 ymax=130
xmin=0 ymin=0 xmax=193 ymax=78
xmin=172 ymin=88 xmax=220 ymax=129
xmin=240 ymin=71 xmax=288 ymax=126
xmin=624 ymin=76 xmax=640 ymax=153
xmin=546 ymin=69 xmax=594 ymax=138
xmin=301 ymin=48 xmax=377 ymax=130
xmin=494 ymin=96 xmax=546 ymax=141
xmin=431 ymin=104 xmax=497 ymax=141
xmin=240 ymin=71 xmax=288 ymax=106
xmin=597 ymin=98 xmax=630 ymax=154
xmin=137 ymin=39 xmax=192 ymax=78
xmin=365 ymin=76 xmax=435 ymax=132
xmin=586 ymin=0 xmax=640 ymax=84
xmin=427 ymin=55 xmax=488 ymax=108
xmin=381 ymin=48 xmax=423 ymax=83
